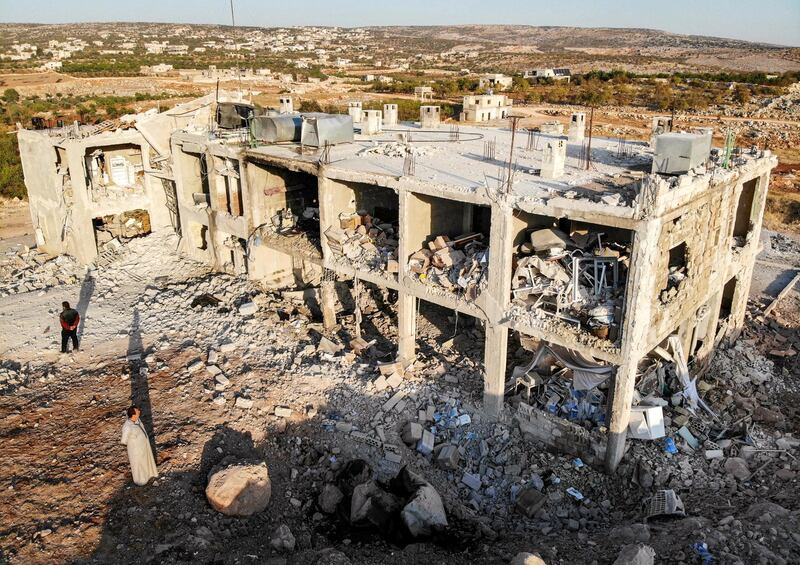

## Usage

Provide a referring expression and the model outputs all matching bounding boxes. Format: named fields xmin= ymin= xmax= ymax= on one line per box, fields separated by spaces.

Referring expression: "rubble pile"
xmin=509 ymin=227 xmax=629 ymax=342
xmin=0 ymin=247 xmax=84 ymax=296
xmin=0 ymin=362 xmax=31 ymax=395
xmin=93 ymin=209 xmax=151 ymax=244
xmin=324 ymin=211 xmax=399 ymax=274
xmin=755 ymin=82 xmax=800 ymax=120
xmin=409 ymin=233 xmax=489 ymax=299
xmin=361 ymin=142 xmax=441 ymax=159
xmin=1 ymin=217 xmax=798 ymax=563
xmin=254 ymin=206 xmax=322 ymax=257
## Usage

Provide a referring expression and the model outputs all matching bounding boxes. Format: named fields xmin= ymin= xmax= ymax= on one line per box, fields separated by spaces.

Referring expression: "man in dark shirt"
xmin=60 ymin=301 xmax=80 ymax=353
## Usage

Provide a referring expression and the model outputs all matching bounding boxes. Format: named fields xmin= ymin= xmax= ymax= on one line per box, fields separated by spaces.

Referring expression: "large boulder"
xmin=510 ymin=553 xmax=547 ymax=565
xmin=613 ymin=544 xmax=655 ymax=565
xmin=205 ymin=464 xmax=271 ymax=516
xmin=401 ymin=484 xmax=448 ymax=537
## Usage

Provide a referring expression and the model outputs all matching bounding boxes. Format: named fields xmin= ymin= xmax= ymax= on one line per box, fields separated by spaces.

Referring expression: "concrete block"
xmin=436 ymin=444 xmax=460 ymax=470
xmin=372 ymin=375 xmax=388 ymax=392
xmin=461 ymin=472 xmax=481 ymax=491
xmin=382 ymin=391 xmax=406 ymax=412
xmin=275 ymin=406 xmax=293 ymax=418
xmin=402 ymin=422 xmax=423 ymax=445
xmin=378 ymin=361 xmax=403 ymax=375
xmin=386 ymin=372 xmax=403 ymax=389
xmin=417 ymin=429 xmax=434 ymax=456
xmin=515 ymin=486 xmax=546 ymax=517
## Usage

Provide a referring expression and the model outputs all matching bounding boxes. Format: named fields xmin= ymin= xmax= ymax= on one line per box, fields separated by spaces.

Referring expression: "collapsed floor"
xmin=0 ymin=230 xmax=799 ymax=565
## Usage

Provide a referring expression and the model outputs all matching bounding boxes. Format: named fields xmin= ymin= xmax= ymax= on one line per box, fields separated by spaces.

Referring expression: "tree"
xmin=2 ymin=89 xmax=20 ymax=103
xmin=652 ymin=82 xmax=673 ymax=111
xmin=733 ymin=84 xmax=751 ymax=105
xmin=511 ymin=76 xmax=529 ymax=94
xmin=578 ymin=79 xmax=612 ymax=108
xmin=0 ymin=133 xmax=26 ymax=199
xmin=299 ymin=99 xmax=322 ymax=113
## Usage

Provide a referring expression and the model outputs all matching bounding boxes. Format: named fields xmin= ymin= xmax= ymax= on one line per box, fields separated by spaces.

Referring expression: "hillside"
xmin=371 ymin=24 xmax=786 ymax=50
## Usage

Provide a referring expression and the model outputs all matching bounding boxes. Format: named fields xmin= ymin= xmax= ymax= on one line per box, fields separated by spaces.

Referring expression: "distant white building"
xmin=461 ymin=94 xmax=513 ymax=122
xmin=524 ymin=68 xmax=571 ymax=82
xmin=140 ymin=63 xmax=174 ymax=75
xmin=414 ymin=86 xmax=434 ymax=101
xmin=478 ymin=74 xmax=513 ymax=91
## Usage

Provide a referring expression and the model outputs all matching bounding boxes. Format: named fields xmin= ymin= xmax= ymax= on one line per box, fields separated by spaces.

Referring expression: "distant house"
xmin=524 ymin=68 xmax=571 ymax=82
xmin=461 ymin=94 xmax=513 ymax=122
xmin=478 ymin=74 xmax=513 ymax=91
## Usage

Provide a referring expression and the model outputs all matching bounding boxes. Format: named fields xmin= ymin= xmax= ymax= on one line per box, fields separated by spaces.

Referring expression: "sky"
xmin=0 ymin=0 xmax=798 ymax=47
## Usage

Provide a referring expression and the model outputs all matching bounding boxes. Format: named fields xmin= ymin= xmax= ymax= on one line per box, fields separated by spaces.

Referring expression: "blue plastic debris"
xmin=566 ymin=487 xmax=584 ymax=501
xmin=663 ymin=437 xmax=678 ymax=454
xmin=573 ymin=458 xmax=585 ymax=469
xmin=692 ymin=542 xmax=713 ymax=564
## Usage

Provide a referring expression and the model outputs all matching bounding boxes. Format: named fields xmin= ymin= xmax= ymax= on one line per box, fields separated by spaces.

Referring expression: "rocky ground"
xmin=0 ymin=204 xmax=799 ymax=564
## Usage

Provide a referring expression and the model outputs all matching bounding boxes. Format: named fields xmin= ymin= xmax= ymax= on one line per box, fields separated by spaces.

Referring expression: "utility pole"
xmin=585 ymin=105 xmax=594 ymax=170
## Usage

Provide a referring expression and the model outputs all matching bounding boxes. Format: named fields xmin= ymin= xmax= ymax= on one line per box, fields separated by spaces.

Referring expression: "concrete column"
xmin=321 ymin=279 xmax=337 ymax=331
xmin=140 ymin=143 xmax=171 ymax=232
xmin=605 ymin=217 xmax=662 ymax=472
xmin=397 ymin=291 xmax=417 ymax=362
xmin=483 ymin=324 xmax=508 ymax=416
xmin=396 ymin=188 xmax=417 ymax=362
xmin=482 ymin=201 xmax=514 ymax=419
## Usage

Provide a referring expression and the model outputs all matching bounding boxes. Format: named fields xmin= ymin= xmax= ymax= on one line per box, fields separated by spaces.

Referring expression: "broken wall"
xmin=643 ymin=169 xmax=770 ymax=362
xmin=17 ymin=131 xmax=69 ymax=256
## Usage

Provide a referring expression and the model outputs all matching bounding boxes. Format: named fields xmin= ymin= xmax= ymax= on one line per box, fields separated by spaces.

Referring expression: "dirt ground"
xmin=0 ymin=194 xmax=799 ymax=565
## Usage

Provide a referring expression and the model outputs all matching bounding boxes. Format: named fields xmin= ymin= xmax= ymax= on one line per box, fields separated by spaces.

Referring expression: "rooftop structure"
xmin=17 ymin=93 xmax=777 ymax=473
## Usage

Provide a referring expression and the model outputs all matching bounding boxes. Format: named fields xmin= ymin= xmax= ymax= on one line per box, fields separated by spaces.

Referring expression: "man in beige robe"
xmin=121 ymin=405 xmax=158 ymax=486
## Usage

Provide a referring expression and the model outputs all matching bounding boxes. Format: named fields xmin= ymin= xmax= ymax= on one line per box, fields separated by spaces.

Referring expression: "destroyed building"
xmin=16 ymin=93 xmax=778 ymax=473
